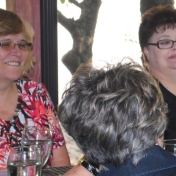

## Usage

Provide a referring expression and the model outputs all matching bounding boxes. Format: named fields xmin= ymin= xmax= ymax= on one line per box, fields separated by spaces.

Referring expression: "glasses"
xmin=0 ymin=41 xmax=33 ymax=51
xmin=147 ymin=40 xmax=176 ymax=49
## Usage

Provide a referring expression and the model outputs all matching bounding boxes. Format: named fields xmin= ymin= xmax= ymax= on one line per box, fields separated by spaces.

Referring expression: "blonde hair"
xmin=0 ymin=8 xmax=35 ymax=77
xmin=20 ymin=18 xmax=35 ymax=77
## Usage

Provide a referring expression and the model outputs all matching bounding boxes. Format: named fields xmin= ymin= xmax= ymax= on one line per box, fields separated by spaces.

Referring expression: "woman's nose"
xmin=172 ymin=41 xmax=176 ymax=50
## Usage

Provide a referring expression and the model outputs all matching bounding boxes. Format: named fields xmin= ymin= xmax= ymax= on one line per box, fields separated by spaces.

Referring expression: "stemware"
xmin=164 ymin=139 xmax=176 ymax=156
xmin=21 ymin=126 xmax=52 ymax=167
xmin=7 ymin=146 xmax=42 ymax=176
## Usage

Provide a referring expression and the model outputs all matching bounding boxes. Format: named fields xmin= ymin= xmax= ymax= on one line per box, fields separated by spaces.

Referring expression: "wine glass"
xmin=7 ymin=145 xmax=42 ymax=176
xmin=21 ymin=126 xmax=52 ymax=167
xmin=164 ymin=139 xmax=176 ymax=156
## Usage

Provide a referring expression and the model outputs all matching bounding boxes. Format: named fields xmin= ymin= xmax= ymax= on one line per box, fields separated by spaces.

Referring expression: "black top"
xmin=159 ymin=83 xmax=176 ymax=139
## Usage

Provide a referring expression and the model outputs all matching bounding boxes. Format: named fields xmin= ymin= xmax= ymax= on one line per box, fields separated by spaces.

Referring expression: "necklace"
xmin=14 ymin=108 xmax=19 ymax=116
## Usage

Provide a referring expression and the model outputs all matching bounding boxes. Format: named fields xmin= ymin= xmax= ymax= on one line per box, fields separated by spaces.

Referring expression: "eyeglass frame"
xmin=0 ymin=40 xmax=33 ymax=51
xmin=147 ymin=39 xmax=176 ymax=49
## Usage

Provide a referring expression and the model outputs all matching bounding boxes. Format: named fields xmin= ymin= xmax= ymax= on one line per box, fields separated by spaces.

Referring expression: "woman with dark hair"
xmin=139 ymin=5 xmax=176 ymax=140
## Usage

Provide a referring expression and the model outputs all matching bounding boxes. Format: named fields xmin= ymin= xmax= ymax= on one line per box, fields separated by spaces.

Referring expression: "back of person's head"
xmin=58 ymin=59 xmax=167 ymax=170
xmin=0 ymin=8 xmax=34 ymax=77
xmin=139 ymin=4 xmax=176 ymax=69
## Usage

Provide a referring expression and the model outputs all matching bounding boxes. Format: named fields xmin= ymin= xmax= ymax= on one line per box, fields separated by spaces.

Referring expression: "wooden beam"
xmin=6 ymin=0 xmax=16 ymax=12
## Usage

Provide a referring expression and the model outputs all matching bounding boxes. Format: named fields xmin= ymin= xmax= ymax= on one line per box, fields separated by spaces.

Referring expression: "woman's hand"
xmin=51 ymin=146 xmax=71 ymax=167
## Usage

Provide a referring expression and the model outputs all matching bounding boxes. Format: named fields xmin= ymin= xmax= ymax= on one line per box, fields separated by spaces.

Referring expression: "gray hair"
xmin=58 ymin=60 xmax=167 ymax=170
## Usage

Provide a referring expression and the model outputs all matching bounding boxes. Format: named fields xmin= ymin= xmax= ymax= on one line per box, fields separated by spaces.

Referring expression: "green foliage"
xmin=60 ymin=0 xmax=66 ymax=4
xmin=123 ymin=34 xmax=138 ymax=44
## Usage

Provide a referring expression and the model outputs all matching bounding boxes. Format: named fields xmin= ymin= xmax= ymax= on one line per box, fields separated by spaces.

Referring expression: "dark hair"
xmin=139 ymin=5 xmax=176 ymax=69
xmin=0 ymin=8 xmax=34 ymax=76
xmin=58 ymin=60 xmax=167 ymax=170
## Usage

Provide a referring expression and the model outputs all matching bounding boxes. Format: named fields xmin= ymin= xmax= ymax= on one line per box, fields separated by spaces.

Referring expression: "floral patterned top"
xmin=0 ymin=78 xmax=65 ymax=170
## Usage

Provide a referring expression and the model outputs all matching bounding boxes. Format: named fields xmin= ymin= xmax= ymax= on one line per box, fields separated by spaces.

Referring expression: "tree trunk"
xmin=58 ymin=0 xmax=102 ymax=74
xmin=140 ymin=0 xmax=174 ymax=15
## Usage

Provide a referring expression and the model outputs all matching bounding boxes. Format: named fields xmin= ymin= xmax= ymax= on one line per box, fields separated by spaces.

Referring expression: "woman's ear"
xmin=143 ymin=46 xmax=149 ymax=59
xmin=156 ymin=136 xmax=164 ymax=148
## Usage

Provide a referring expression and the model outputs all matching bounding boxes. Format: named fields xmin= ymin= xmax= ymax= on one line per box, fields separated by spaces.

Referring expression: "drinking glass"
xmin=21 ymin=126 xmax=52 ymax=167
xmin=164 ymin=139 xmax=176 ymax=156
xmin=7 ymin=146 xmax=42 ymax=176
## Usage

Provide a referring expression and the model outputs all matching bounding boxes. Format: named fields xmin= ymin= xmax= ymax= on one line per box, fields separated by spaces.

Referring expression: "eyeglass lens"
xmin=0 ymin=41 xmax=32 ymax=51
xmin=158 ymin=40 xmax=175 ymax=49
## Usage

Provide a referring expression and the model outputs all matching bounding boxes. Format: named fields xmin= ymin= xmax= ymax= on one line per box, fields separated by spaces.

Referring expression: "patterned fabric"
xmin=0 ymin=78 xmax=65 ymax=170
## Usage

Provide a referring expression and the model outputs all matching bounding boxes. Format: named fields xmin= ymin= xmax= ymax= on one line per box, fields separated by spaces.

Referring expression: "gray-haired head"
xmin=58 ymin=60 xmax=167 ymax=170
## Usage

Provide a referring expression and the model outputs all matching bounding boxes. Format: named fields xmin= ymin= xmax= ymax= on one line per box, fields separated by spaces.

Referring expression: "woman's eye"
xmin=159 ymin=40 xmax=171 ymax=45
xmin=2 ymin=42 xmax=11 ymax=46
xmin=18 ymin=42 xmax=27 ymax=48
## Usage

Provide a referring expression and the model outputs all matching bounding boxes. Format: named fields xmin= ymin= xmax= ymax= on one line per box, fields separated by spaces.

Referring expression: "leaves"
xmin=60 ymin=0 xmax=66 ymax=4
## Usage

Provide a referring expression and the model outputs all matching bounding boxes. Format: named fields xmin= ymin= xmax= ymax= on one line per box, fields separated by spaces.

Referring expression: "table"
xmin=42 ymin=166 xmax=73 ymax=176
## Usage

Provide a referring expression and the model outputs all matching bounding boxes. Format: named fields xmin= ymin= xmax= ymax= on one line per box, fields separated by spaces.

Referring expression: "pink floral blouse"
xmin=0 ymin=78 xmax=65 ymax=170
